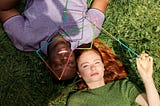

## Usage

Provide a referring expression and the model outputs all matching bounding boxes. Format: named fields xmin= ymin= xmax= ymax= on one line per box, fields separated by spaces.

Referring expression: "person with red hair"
xmin=67 ymin=38 xmax=160 ymax=106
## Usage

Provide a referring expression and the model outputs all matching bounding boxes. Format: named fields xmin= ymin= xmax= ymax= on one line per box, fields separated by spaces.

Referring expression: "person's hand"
xmin=136 ymin=53 xmax=153 ymax=81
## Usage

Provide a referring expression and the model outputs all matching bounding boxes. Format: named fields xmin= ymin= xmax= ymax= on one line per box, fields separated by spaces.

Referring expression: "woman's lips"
xmin=91 ymin=72 xmax=99 ymax=76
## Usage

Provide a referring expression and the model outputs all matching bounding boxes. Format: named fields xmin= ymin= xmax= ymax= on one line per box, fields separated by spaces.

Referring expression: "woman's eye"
xmin=82 ymin=65 xmax=89 ymax=68
xmin=95 ymin=61 xmax=100 ymax=64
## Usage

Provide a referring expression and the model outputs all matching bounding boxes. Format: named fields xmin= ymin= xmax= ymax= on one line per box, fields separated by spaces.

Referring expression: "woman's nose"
xmin=90 ymin=65 xmax=96 ymax=71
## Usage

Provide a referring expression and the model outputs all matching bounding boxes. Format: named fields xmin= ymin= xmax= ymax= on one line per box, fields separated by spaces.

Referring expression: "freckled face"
xmin=77 ymin=50 xmax=105 ymax=83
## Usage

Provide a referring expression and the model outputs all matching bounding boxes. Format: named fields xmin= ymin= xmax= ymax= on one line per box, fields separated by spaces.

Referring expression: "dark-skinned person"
xmin=0 ymin=0 xmax=109 ymax=80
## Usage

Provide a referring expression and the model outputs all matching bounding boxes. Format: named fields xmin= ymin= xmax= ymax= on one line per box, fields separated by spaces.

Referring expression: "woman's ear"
xmin=103 ymin=67 xmax=105 ymax=71
xmin=102 ymin=63 xmax=105 ymax=71
xmin=77 ymin=72 xmax=82 ymax=78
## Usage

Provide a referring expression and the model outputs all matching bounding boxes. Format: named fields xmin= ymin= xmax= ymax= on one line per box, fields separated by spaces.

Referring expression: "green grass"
xmin=101 ymin=0 xmax=160 ymax=92
xmin=0 ymin=0 xmax=160 ymax=105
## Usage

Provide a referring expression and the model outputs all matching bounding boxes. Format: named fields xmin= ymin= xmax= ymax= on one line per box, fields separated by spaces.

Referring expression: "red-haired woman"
xmin=67 ymin=38 xmax=160 ymax=106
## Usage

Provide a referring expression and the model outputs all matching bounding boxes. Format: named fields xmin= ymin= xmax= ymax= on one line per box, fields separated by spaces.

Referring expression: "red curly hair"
xmin=74 ymin=38 xmax=127 ymax=90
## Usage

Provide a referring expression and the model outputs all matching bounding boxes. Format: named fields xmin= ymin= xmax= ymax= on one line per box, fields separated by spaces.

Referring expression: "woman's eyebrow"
xmin=93 ymin=59 xmax=101 ymax=61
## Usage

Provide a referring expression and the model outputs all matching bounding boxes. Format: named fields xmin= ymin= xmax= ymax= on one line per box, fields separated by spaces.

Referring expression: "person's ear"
xmin=103 ymin=68 xmax=105 ymax=72
xmin=102 ymin=63 xmax=105 ymax=71
xmin=77 ymin=72 xmax=82 ymax=78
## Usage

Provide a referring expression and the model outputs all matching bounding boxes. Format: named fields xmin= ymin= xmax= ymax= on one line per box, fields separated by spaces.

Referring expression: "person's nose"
xmin=90 ymin=64 xmax=96 ymax=71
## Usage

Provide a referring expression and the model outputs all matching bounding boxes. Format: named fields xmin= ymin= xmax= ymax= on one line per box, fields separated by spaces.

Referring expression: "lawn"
xmin=0 ymin=0 xmax=160 ymax=106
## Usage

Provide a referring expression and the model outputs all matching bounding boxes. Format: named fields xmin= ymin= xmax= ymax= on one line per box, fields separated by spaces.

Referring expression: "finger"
xmin=149 ymin=56 xmax=153 ymax=62
xmin=148 ymin=56 xmax=153 ymax=64
xmin=140 ymin=53 xmax=149 ymax=57
xmin=136 ymin=57 xmax=141 ymax=64
xmin=136 ymin=57 xmax=142 ymax=67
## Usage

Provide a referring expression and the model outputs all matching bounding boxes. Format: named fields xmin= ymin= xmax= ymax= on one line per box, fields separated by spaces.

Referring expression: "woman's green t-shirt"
xmin=67 ymin=79 xmax=142 ymax=106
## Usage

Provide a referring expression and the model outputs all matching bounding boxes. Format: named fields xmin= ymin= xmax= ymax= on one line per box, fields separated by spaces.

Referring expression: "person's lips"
xmin=91 ymin=72 xmax=99 ymax=77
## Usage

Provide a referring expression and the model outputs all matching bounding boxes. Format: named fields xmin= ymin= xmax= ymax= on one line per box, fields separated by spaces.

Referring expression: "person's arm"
xmin=0 ymin=0 xmax=20 ymax=10
xmin=0 ymin=0 xmax=20 ymax=23
xmin=135 ymin=53 xmax=160 ymax=106
xmin=135 ymin=93 xmax=148 ymax=106
xmin=91 ymin=0 xmax=109 ymax=14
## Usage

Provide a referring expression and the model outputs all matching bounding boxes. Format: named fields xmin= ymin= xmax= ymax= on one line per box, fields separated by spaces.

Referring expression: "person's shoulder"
xmin=107 ymin=78 xmax=134 ymax=87
xmin=69 ymin=88 xmax=88 ymax=98
xmin=67 ymin=89 xmax=88 ymax=105
xmin=107 ymin=79 xmax=126 ymax=84
xmin=112 ymin=78 xmax=132 ymax=84
xmin=110 ymin=78 xmax=140 ymax=92
xmin=118 ymin=78 xmax=135 ymax=86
